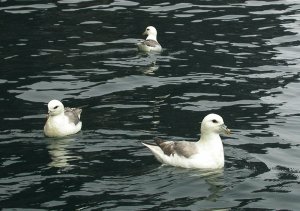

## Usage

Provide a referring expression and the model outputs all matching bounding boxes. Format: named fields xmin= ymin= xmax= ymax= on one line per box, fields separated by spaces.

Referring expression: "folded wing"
xmin=154 ymin=137 xmax=198 ymax=158
xmin=64 ymin=107 xmax=82 ymax=125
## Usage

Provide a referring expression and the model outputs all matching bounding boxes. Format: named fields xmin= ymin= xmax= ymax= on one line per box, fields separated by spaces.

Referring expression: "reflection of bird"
xmin=47 ymin=138 xmax=82 ymax=168
xmin=143 ymin=114 xmax=231 ymax=169
xmin=137 ymin=26 xmax=162 ymax=53
xmin=44 ymin=100 xmax=82 ymax=137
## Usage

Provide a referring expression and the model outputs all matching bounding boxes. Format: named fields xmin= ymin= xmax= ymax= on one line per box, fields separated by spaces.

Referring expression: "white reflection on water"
xmin=47 ymin=138 xmax=82 ymax=168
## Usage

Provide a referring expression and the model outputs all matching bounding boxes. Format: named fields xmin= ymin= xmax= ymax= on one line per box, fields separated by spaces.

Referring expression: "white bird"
xmin=137 ymin=26 xmax=162 ymax=53
xmin=142 ymin=114 xmax=231 ymax=169
xmin=44 ymin=100 xmax=82 ymax=137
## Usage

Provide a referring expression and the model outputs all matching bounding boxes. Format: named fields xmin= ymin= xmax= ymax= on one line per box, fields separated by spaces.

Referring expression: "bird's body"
xmin=137 ymin=26 xmax=162 ymax=53
xmin=142 ymin=114 xmax=230 ymax=169
xmin=44 ymin=100 xmax=82 ymax=137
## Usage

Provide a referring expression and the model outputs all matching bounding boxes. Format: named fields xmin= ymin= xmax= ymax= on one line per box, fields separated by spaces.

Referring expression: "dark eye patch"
xmin=147 ymin=28 xmax=150 ymax=31
xmin=54 ymin=106 xmax=59 ymax=109
xmin=212 ymin=119 xmax=218 ymax=123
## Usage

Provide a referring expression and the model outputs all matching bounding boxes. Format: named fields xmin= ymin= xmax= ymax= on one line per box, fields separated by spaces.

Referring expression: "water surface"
xmin=1 ymin=0 xmax=300 ymax=210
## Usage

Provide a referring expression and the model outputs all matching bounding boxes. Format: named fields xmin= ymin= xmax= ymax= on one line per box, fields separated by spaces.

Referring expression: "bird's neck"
xmin=50 ymin=112 xmax=64 ymax=119
xmin=199 ymin=132 xmax=224 ymax=160
xmin=146 ymin=34 xmax=157 ymax=41
xmin=198 ymin=132 xmax=223 ymax=150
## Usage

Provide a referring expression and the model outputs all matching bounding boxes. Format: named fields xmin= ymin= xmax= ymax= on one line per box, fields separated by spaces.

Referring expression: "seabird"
xmin=137 ymin=26 xmax=162 ymax=53
xmin=142 ymin=113 xmax=231 ymax=169
xmin=44 ymin=99 xmax=82 ymax=137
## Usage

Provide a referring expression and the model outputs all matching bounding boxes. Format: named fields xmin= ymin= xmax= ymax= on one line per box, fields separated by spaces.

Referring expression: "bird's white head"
xmin=201 ymin=113 xmax=231 ymax=136
xmin=48 ymin=99 xmax=64 ymax=116
xmin=143 ymin=26 xmax=158 ymax=40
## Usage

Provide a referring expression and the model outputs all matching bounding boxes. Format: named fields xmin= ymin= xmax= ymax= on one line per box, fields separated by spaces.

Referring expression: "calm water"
xmin=1 ymin=0 xmax=300 ymax=210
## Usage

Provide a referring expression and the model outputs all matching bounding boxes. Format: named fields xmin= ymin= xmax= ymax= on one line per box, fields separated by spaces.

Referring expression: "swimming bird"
xmin=137 ymin=26 xmax=162 ymax=53
xmin=44 ymin=99 xmax=82 ymax=137
xmin=142 ymin=114 xmax=231 ymax=169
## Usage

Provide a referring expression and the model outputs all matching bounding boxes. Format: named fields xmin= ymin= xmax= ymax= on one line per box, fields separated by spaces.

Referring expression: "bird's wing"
xmin=64 ymin=107 xmax=82 ymax=125
xmin=142 ymin=39 xmax=160 ymax=47
xmin=154 ymin=137 xmax=198 ymax=158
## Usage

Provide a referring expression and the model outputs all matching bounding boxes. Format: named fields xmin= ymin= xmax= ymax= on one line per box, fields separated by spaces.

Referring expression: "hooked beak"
xmin=221 ymin=124 xmax=231 ymax=135
xmin=142 ymin=31 xmax=147 ymax=36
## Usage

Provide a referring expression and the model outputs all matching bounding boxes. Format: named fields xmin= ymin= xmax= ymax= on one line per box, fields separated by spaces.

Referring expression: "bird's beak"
xmin=221 ymin=124 xmax=231 ymax=135
xmin=142 ymin=31 xmax=147 ymax=36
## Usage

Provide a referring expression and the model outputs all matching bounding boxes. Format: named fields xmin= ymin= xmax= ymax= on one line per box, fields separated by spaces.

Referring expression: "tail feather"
xmin=142 ymin=137 xmax=165 ymax=147
xmin=154 ymin=137 xmax=165 ymax=145
xmin=142 ymin=141 xmax=157 ymax=147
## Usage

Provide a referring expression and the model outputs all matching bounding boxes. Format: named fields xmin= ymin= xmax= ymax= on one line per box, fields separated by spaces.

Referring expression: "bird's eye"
xmin=147 ymin=28 xmax=150 ymax=31
xmin=54 ymin=106 xmax=58 ymax=109
xmin=212 ymin=119 xmax=218 ymax=123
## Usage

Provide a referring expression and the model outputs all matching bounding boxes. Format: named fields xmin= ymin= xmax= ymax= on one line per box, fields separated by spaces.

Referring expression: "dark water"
xmin=1 ymin=0 xmax=300 ymax=210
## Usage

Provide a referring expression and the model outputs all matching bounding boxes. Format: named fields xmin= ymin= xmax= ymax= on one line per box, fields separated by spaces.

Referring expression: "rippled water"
xmin=1 ymin=0 xmax=300 ymax=210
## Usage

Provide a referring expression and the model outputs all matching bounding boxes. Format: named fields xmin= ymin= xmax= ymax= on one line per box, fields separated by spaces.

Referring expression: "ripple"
xmin=1 ymin=0 xmax=300 ymax=210
xmin=78 ymin=41 xmax=106 ymax=46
